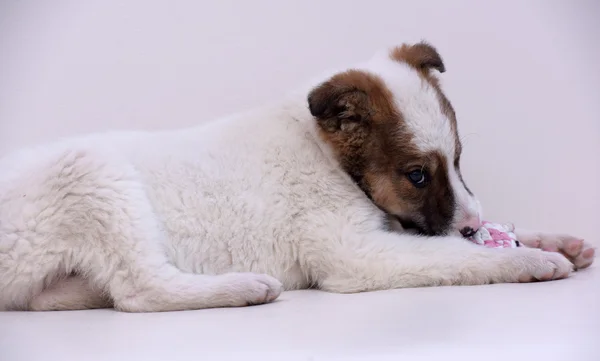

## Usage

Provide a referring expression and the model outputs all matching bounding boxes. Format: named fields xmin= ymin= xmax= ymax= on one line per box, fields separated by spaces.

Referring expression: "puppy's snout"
xmin=456 ymin=216 xmax=481 ymax=238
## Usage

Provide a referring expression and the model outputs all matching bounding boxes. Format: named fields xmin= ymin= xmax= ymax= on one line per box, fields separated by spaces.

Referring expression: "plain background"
xmin=1 ymin=2 xmax=599 ymax=361
xmin=0 ymin=0 xmax=598 ymax=244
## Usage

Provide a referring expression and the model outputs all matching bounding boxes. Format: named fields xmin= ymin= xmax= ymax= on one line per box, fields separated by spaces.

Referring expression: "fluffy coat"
xmin=0 ymin=42 xmax=593 ymax=312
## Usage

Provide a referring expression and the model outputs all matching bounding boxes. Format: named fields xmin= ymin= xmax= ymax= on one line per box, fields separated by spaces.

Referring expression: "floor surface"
xmin=1 ymin=267 xmax=598 ymax=361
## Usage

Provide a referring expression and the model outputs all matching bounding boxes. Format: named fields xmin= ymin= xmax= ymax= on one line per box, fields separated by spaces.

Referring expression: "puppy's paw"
xmin=218 ymin=273 xmax=283 ymax=306
xmin=516 ymin=230 xmax=595 ymax=270
xmin=456 ymin=247 xmax=573 ymax=286
xmin=510 ymin=248 xmax=574 ymax=282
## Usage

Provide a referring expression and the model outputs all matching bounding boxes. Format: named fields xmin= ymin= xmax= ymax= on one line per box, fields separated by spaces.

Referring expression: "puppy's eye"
xmin=407 ymin=170 xmax=427 ymax=188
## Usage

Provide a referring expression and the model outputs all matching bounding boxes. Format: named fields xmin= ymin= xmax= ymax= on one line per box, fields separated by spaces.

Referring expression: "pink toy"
xmin=466 ymin=221 xmax=520 ymax=248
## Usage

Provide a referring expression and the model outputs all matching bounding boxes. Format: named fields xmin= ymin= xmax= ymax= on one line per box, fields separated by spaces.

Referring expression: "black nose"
xmin=460 ymin=227 xmax=476 ymax=238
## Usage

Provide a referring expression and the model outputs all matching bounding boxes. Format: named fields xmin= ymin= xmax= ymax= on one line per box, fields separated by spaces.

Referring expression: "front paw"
xmin=516 ymin=231 xmax=595 ymax=270
xmin=458 ymin=247 xmax=574 ymax=285
xmin=509 ymin=248 xmax=573 ymax=282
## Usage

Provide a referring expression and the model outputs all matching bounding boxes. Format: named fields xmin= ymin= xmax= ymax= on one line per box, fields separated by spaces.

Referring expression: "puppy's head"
xmin=307 ymin=41 xmax=481 ymax=237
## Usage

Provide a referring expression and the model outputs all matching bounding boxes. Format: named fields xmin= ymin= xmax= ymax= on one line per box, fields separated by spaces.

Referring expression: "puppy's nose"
xmin=460 ymin=226 xmax=477 ymax=238
xmin=457 ymin=216 xmax=481 ymax=238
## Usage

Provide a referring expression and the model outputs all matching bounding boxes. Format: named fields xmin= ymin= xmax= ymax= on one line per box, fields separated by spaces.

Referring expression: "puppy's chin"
xmin=393 ymin=216 xmax=426 ymax=236
xmin=446 ymin=229 xmax=464 ymax=238
xmin=393 ymin=216 xmax=461 ymax=238
xmin=387 ymin=214 xmax=458 ymax=237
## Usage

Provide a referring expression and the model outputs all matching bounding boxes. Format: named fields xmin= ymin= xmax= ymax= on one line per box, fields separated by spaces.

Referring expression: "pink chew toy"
xmin=466 ymin=221 xmax=520 ymax=248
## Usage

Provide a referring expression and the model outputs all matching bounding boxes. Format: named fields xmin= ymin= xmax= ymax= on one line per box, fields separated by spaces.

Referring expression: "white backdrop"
xmin=1 ymin=0 xmax=598 ymax=243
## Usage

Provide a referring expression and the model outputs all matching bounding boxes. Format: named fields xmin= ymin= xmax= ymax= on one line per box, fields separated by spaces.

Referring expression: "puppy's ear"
xmin=391 ymin=41 xmax=445 ymax=74
xmin=307 ymin=71 xmax=373 ymax=133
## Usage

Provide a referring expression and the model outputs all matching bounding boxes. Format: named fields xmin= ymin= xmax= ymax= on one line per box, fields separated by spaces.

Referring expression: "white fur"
xmin=448 ymin=161 xmax=482 ymax=231
xmin=0 ymin=48 xmax=575 ymax=312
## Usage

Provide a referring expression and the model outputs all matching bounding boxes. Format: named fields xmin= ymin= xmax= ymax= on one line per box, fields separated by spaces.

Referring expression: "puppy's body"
xmin=0 ymin=43 xmax=593 ymax=312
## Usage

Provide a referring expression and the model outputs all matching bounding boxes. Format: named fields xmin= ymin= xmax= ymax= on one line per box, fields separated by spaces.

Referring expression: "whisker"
xmin=460 ymin=132 xmax=480 ymax=147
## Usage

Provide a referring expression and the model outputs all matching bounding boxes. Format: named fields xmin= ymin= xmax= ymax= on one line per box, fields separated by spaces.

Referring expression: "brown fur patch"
xmin=390 ymin=42 xmax=470 ymax=195
xmin=390 ymin=42 xmax=457 ymax=134
xmin=390 ymin=42 xmax=446 ymax=75
xmin=307 ymin=69 xmax=456 ymax=235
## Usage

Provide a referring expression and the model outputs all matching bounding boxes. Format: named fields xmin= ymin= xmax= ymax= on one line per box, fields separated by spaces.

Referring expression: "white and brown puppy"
xmin=0 ymin=42 xmax=594 ymax=312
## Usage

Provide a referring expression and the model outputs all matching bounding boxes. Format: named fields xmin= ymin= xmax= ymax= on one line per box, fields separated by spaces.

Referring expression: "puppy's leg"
xmin=79 ymin=173 xmax=283 ymax=312
xmin=28 ymin=276 xmax=112 ymax=311
xmin=515 ymin=229 xmax=595 ymax=270
xmin=0 ymin=149 xmax=282 ymax=312
xmin=303 ymin=230 xmax=574 ymax=293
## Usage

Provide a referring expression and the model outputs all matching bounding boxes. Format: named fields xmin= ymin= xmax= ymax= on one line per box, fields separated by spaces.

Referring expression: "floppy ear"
xmin=307 ymin=71 xmax=373 ymax=133
xmin=390 ymin=41 xmax=445 ymax=74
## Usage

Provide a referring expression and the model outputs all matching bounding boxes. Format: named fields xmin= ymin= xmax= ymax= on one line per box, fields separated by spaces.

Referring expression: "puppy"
xmin=0 ymin=42 xmax=594 ymax=312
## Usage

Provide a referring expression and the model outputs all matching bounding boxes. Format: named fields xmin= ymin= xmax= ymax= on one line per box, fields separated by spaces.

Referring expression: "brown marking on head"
xmin=307 ymin=69 xmax=457 ymax=235
xmin=390 ymin=42 xmax=455 ymax=127
xmin=391 ymin=42 xmax=471 ymax=196
xmin=390 ymin=41 xmax=446 ymax=75
xmin=391 ymin=43 xmax=455 ymax=125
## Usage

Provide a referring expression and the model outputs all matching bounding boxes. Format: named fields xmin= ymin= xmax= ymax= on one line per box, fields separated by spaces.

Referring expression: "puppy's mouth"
xmin=395 ymin=216 xmax=428 ymax=236
xmin=394 ymin=216 xmax=452 ymax=237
